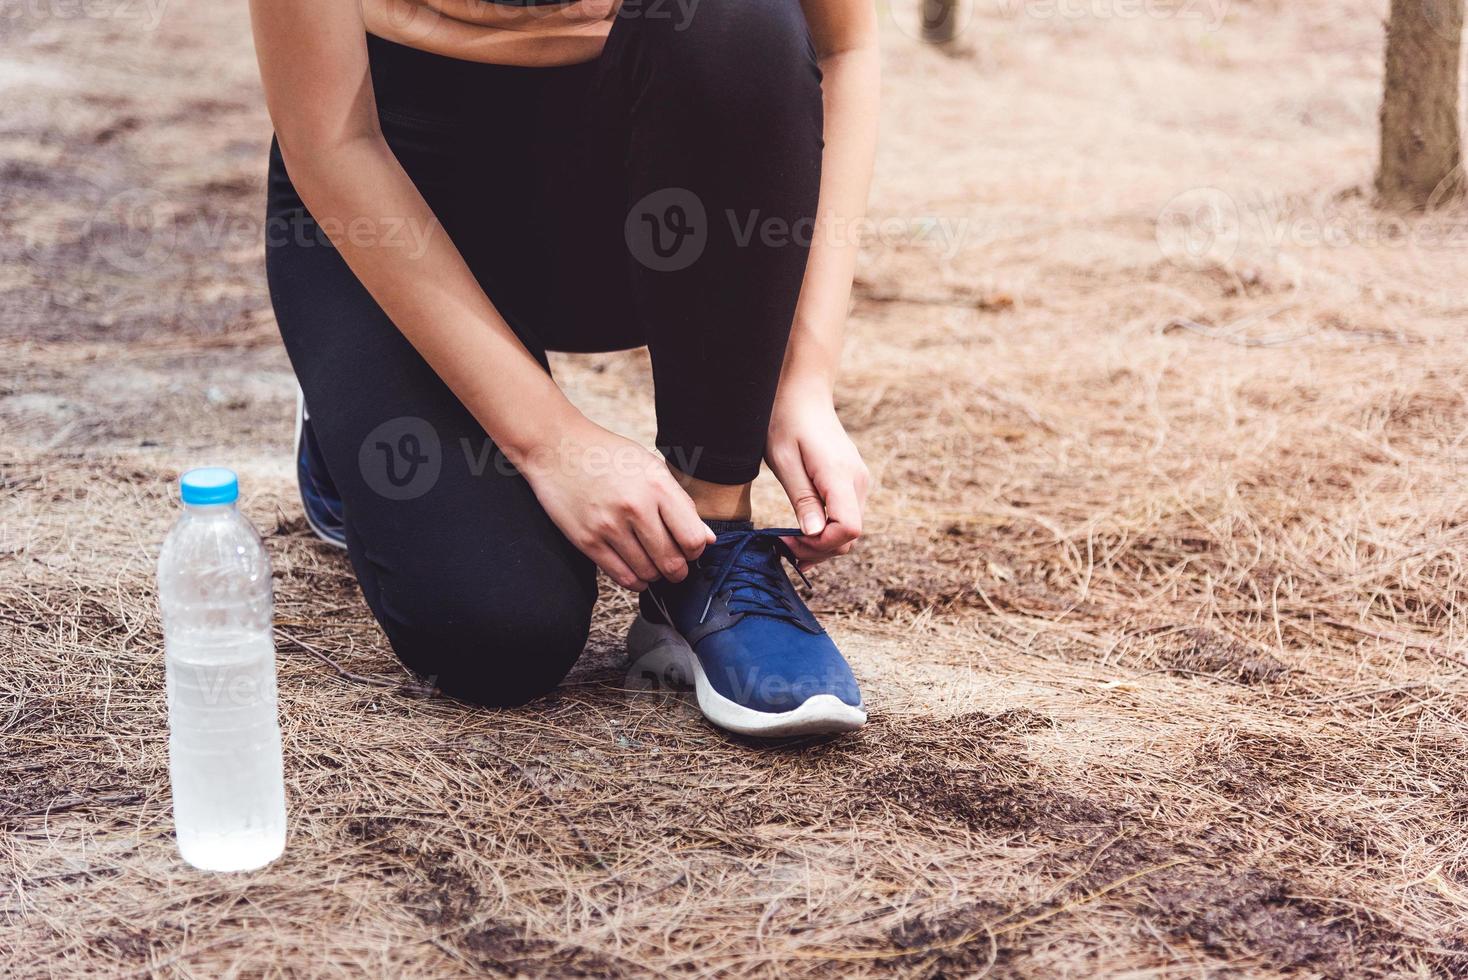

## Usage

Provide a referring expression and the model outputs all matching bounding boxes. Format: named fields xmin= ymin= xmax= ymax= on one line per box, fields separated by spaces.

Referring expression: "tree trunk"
xmin=921 ymin=0 xmax=961 ymax=44
xmin=1376 ymin=0 xmax=1465 ymax=208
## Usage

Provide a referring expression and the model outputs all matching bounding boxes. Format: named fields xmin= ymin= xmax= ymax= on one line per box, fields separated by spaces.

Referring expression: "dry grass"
xmin=4 ymin=0 xmax=1468 ymax=975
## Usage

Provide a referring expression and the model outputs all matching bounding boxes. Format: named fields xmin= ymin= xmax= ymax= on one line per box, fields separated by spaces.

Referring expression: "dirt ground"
xmin=4 ymin=0 xmax=1468 ymax=975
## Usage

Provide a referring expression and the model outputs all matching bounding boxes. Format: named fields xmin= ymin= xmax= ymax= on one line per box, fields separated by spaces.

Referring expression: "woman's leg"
xmin=616 ymin=0 xmax=824 ymax=490
xmin=266 ymin=137 xmax=597 ymax=707
xmin=530 ymin=0 xmax=824 ymax=497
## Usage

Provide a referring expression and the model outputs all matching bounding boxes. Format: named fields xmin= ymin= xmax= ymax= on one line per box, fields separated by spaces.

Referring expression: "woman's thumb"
xmin=783 ymin=466 xmax=826 ymax=537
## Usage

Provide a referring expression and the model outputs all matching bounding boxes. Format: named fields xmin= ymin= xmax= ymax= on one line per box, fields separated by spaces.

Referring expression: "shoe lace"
xmin=698 ymin=528 xmax=812 ymax=625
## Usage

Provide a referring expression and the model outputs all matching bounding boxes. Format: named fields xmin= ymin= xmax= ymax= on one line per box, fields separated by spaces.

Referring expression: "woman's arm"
xmin=252 ymin=0 xmax=573 ymax=457
xmin=250 ymin=0 xmax=710 ymax=588
xmin=769 ymin=0 xmax=880 ymax=564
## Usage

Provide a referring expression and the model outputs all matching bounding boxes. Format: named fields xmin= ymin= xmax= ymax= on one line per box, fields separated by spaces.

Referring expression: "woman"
xmin=251 ymin=0 xmax=878 ymax=736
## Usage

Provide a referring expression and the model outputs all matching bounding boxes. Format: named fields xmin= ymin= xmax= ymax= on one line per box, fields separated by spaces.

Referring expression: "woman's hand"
xmin=766 ymin=383 xmax=870 ymax=568
xmin=512 ymin=416 xmax=715 ymax=591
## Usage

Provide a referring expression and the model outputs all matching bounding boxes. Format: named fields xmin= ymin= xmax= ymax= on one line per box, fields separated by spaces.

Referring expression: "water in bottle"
xmin=158 ymin=467 xmax=286 ymax=871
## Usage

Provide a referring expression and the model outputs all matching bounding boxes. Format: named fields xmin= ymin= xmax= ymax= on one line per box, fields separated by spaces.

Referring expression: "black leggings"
xmin=265 ymin=0 xmax=823 ymax=705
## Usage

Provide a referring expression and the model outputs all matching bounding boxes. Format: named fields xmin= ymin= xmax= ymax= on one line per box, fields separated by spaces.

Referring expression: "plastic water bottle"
xmin=158 ymin=467 xmax=286 ymax=871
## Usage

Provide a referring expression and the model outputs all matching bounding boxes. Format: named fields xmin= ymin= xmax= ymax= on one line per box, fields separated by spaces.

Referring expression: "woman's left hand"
xmin=765 ymin=384 xmax=870 ymax=569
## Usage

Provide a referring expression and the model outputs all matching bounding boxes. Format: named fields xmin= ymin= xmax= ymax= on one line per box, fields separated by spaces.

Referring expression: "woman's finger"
xmin=804 ymin=476 xmax=862 ymax=551
xmin=776 ymin=446 xmax=827 ymax=538
xmin=610 ymin=527 xmax=662 ymax=585
xmin=633 ymin=510 xmax=690 ymax=583
xmin=784 ymin=535 xmax=839 ymax=564
xmin=658 ymin=489 xmax=715 ymax=560
xmin=586 ymin=542 xmax=647 ymax=592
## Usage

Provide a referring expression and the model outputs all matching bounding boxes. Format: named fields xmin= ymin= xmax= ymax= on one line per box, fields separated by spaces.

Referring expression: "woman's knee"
xmin=381 ymin=586 xmax=593 ymax=708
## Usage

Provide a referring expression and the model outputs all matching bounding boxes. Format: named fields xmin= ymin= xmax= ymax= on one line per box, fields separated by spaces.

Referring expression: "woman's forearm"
xmin=280 ymin=135 xmax=582 ymax=455
xmin=780 ymin=44 xmax=880 ymax=399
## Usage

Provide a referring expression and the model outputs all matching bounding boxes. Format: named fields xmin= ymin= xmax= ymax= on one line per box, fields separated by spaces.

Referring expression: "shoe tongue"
xmin=705 ymin=518 xmax=755 ymax=535
xmin=713 ymin=533 xmax=777 ymax=563
xmin=703 ymin=529 xmax=790 ymax=596
xmin=724 ymin=549 xmax=801 ymax=622
xmin=728 ymin=544 xmax=786 ymax=590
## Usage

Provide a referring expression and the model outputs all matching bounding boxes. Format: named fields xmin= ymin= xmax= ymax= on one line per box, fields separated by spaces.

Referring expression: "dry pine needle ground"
xmin=3 ymin=0 xmax=1468 ymax=976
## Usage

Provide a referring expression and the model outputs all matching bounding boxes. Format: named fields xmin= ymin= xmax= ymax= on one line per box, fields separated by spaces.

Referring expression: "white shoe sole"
xmin=294 ymin=386 xmax=348 ymax=551
xmin=625 ymin=616 xmax=867 ymax=738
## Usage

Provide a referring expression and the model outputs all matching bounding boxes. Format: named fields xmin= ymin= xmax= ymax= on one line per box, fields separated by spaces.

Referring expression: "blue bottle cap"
xmin=180 ymin=467 xmax=239 ymax=506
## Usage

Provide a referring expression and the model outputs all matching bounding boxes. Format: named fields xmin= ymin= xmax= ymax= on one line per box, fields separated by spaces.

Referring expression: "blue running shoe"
xmin=626 ymin=527 xmax=866 ymax=737
xmin=294 ymin=387 xmax=347 ymax=550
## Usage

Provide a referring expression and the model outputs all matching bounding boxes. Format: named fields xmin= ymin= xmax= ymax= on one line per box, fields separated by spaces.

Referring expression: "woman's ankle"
xmin=669 ymin=468 xmax=753 ymax=523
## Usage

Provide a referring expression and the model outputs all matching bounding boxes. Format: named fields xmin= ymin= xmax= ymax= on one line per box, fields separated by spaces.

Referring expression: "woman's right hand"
xmin=511 ymin=416 xmax=715 ymax=591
